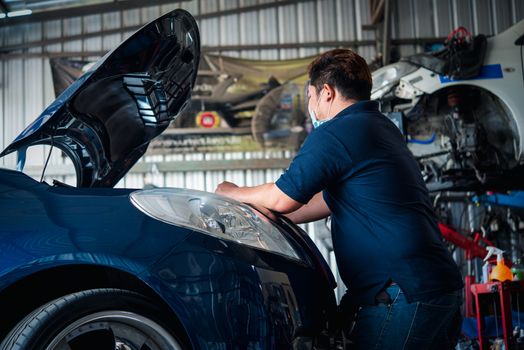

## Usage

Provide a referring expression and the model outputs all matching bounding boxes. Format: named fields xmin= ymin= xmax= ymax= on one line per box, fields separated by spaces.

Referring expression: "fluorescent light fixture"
xmin=0 ymin=13 xmax=5 ymax=19
xmin=25 ymin=0 xmax=79 ymax=9
xmin=7 ymin=9 xmax=33 ymax=17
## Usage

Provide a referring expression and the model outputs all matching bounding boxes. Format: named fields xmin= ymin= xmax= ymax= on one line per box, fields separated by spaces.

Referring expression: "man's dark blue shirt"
xmin=276 ymin=100 xmax=463 ymax=306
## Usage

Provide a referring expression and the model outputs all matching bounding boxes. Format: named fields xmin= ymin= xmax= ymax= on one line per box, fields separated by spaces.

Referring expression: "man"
xmin=215 ymin=49 xmax=463 ymax=349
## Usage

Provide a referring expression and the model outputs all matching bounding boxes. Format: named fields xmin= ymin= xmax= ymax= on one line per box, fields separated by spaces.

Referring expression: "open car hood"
xmin=0 ymin=9 xmax=200 ymax=187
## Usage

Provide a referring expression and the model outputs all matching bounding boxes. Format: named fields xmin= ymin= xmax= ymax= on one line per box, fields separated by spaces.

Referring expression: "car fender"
xmin=0 ymin=254 xmax=197 ymax=347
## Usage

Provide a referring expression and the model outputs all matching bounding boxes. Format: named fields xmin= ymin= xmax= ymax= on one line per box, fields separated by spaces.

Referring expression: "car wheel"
xmin=0 ymin=288 xmax=187 ymax=350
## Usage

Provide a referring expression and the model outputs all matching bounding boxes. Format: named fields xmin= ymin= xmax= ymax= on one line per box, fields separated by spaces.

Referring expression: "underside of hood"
xmin=0 ymin=9 xmax=200 ymax=188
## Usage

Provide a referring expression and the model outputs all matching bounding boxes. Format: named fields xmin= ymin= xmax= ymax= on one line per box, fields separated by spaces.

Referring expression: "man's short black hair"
xmin=308 ymin=49 xmax=372 ymax=101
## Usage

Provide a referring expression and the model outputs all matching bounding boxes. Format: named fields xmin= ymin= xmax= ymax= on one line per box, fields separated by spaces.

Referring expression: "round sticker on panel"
xmin=196 ymin=111 xmax=221 ymax=128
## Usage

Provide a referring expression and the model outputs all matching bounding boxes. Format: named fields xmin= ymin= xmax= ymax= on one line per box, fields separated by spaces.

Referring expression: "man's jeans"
xmin=348 ymin=285 xmax=463 ymax=349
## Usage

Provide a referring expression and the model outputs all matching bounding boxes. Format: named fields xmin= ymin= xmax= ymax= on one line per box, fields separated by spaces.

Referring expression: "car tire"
xmin=0 ymin=288 xmax=187 ymax=350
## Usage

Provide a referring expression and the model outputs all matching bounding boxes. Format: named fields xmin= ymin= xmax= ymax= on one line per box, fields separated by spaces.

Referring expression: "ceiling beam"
xmin=0 ymin=25 xmax=143 ymax=53
xmin=194 ymin=0 xmax=315 ymax=20
xmin=0 ymin=37 xmax=447 ymax=60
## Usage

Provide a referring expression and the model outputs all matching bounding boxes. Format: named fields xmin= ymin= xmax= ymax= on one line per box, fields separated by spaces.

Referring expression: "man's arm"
xmin=215 ymin=181 xmax=302 ymax=214
xmin=285 ymin=191 xmax=331 ymax=224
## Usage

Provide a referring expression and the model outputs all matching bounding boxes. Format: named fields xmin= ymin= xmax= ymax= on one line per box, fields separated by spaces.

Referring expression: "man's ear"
xmin=323 ymin=83 xmax=336 ymax=102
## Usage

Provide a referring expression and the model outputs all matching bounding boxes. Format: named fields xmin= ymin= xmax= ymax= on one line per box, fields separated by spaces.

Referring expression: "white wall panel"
xmin=24 ymin=23 xmax=41 ymax=43
xmin=239 ymin=0 xmax=257 ymax=6
xmin=336 ymin=0 xmax=356 ymax=41
xmin=162 ymin=1 xmax=200 ymax=15
xmin=23 ymin=24 xmax=43 ymax=152
xmin=239 ymin=8 xmax=260 ymax=58
xmin=258 ymin=8 xmax=278 ymax=59
xmin=141 ymin=6 xmax=161 ymax=23
xmin=239 ymin=50 xmax=259 ymax=59
xmin=515 ymin=0 xmax=524 ymax=23
xmin=204 ymin=152 xmax=224 ymax=192
xmin=452 ymin=0 xmax=474 ymax=34
xmin=44 ymin=20 xmax=62 ymax=52
xmin=297 ymin=1 xmax=318 ymax=57
xmin=201 ymin=0 xmax=219 ymax=14
xmin=392 ymin=0 xmax=415 ymax=39
xmin=62 ymin=16 xmax=82 ymax=60
xmin=184 ymin=153 xmax=205 ymax=190
xmin=42 ymin=58 xmax=55 ymax=107
xmin=165 ymin=172 xmax=185 ymax=188
xmin=122 ymin=9 xmax=141 ymax=27
xmin=352 ymin=0 xmax=366 ymax=41
xmin=200 ymin=18 xmax=220 ymax=46
xmin=3 ymin=59 xmax=23 ymax=169
xmin=62 ymin=16 xmax=82 ymax=36
xmin=220 ymin=0 xmax=239 ymax=11
xmin=278 ymin=4 xmax=299 ymax=59
xmin=220 ymin=14 xmax=239 ymax=46
xmin=102 ymin=33 xmax=122 ymax=51
xmin=492 ymin=0 xmax=514 ymax=34
xmin=431 ymin=0 xmax=453 ymax=37
xmin=83 ymin=14 xmax=102 ymax=61
xmin=244 ymin=151 xmax=266 ymax=186
xmin=354 ymin=0 xmax=376 ymax=59
xmin=83 ymin=14 xmax=102 ymax=33
xmin=125 ymin=173 xmax=145 ymax=188
xmin=143 ymin=155 xmax=165 ymax=187
xmin=23 ymin=58 xmax=43 ymax=130
xmin=317 ymin=0 xmax=338 ymax=41
xmin=102 ymin=11 xmax=122 ymax=51
xmin=278 ymin=5 xmax=298 ymax=45
xmin=224 ymin=151 xmax=245 ymax=186
xmin=473 ymin=0 xmax=493 ymax=34
xmin=413 ymin=0 xmax=435 ymax=38
xmin=103 ymin=11 xmax=121 ymax=30
xmin=258 ymin=7 xmax=278 ymax=46
xmin=265 ymin=168 xmax=283 ymax=183
xmin=240 ymin=9 xmax=259 ymax=45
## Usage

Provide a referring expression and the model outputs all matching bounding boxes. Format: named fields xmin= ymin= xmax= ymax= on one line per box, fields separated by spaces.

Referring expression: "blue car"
xmin=0 ymin=9 xmax=338 ymax=350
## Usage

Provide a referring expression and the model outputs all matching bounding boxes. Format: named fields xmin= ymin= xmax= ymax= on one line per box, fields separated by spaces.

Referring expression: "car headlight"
xmin=371 ymin=61 xmax=418 ymax=99
xmin=129 ymin=188 xmax=300 ymax=260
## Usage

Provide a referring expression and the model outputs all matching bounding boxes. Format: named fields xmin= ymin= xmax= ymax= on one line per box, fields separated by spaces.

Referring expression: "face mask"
xmin=308 ymin=89 xmax=332 ymax=128
xmin=309 ymin=109 xmax=324 ymax=128
xmin=309 ymin=89 xmax=325 ymax=128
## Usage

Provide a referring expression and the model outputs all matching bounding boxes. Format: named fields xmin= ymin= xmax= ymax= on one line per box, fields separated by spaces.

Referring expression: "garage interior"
xmin=1 ymin=0 xmax=524 ymax=349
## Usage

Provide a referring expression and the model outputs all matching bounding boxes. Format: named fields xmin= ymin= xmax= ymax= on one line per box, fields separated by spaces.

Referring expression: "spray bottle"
xmin=483 ymin=247 xmax=513 ymax=282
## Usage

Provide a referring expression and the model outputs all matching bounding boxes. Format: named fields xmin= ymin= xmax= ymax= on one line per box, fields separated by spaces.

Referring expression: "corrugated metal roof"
xmin=3 ymin=0 xmax=110 ymax=13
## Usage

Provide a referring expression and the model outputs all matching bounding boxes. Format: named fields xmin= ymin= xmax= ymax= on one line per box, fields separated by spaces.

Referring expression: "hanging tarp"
xmin=49 ymin=58 xmax=93 ymax=97
xmin=200 ymin=54 xmax=311 ymax=93
xmin=49 ymin=54 xmax=312 ymax=151
xmin=50 ymin=54 xmax=312 ymax=99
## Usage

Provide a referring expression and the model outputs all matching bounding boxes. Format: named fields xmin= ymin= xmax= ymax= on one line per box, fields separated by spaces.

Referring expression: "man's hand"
xmin=215 ymin=181 xmax=239 ymax=198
